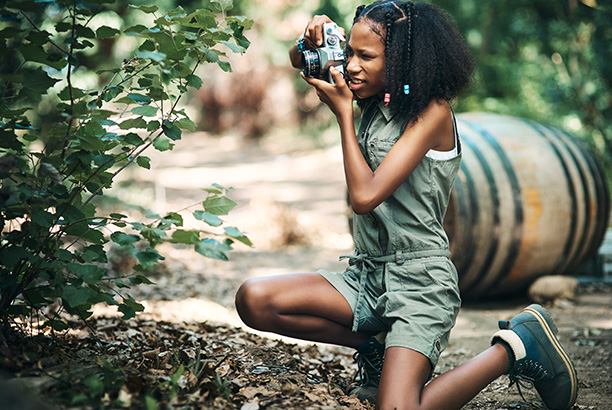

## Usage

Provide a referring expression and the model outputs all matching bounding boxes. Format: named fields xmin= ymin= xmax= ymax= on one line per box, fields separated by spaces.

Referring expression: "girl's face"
xmin=346 ymin=20 xmax=386 ymax=100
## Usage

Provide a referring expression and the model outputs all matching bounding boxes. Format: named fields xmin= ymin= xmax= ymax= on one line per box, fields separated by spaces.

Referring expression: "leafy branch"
xmin=0 ymin=0 xmax=253 ymax=330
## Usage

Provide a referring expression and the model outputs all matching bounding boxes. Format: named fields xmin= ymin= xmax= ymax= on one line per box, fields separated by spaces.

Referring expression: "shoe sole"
xmin=523 ymin=304 xmax=578 ymax=410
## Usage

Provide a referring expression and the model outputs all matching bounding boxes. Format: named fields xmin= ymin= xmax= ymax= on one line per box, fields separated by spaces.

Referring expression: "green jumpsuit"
xmin=318 ymin=98 xmax=462 ymax=368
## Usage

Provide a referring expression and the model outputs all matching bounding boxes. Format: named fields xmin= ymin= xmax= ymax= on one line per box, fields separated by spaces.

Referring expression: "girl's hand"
xmin=302 ymin=66 xmax=354 ymax=119
xmin=289 ymin=15 xmax=346 ymax=69
xmin=303 ymin=15 xmax=346 ymax=48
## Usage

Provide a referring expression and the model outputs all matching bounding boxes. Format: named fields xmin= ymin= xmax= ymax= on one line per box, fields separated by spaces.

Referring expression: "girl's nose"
xmin=346 ymin=56 xmax=360 ymax=74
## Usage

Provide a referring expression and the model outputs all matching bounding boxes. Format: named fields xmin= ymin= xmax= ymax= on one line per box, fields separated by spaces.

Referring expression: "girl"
xmin=235 ymin=1 xmax=578 ymax=409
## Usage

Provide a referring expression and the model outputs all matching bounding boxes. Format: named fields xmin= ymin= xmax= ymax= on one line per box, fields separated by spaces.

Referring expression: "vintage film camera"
xmin=301 ymin=23 xmax=346 ymax=84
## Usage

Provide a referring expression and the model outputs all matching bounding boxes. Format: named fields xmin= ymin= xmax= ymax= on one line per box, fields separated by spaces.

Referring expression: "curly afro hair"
xmin=352 ymin=1 xmax=474 ymax=122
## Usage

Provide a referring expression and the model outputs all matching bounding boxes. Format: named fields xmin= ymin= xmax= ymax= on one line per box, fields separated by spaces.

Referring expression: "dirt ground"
xmin=110 ymin=132 xmax=612 ymax=409
xmin=4 ymin=132 xmax=611 ymax=409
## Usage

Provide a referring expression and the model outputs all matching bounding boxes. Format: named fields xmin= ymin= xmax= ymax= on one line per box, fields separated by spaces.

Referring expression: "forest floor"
xmin=2 ymin=132 xmax=611 ymax=409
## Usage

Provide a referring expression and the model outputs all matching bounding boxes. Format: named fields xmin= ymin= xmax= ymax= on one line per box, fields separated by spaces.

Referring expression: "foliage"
xmin=0 ymin=0 xmax=253 ymax=329
xmin=433 ymin=0 xmax=612 ymax=182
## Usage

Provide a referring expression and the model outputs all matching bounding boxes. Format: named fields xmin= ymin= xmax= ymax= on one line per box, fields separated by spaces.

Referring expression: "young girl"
xmin=235 ymin=1 xmax=578 ymax=409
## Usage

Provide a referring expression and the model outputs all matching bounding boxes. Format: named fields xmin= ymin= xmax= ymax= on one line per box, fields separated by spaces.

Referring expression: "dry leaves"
xmin=0 ymin=317 xmax=370 ymax=409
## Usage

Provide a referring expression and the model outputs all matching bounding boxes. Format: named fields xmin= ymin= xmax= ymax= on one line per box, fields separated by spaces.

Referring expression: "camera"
xmin=301 ymin=22 xmax=346 ymax=84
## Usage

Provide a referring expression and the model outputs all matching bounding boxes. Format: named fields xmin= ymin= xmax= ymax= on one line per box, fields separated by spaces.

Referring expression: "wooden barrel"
xmin=447 ymin=113 xmax=610 ymax=299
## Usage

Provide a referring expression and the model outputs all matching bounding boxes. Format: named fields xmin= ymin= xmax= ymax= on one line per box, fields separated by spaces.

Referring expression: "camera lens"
xmin=301 ymin=50 xmax=320 ymax=78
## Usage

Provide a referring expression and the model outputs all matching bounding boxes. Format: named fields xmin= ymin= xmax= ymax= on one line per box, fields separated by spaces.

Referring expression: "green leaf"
xmin=114 ymin=278 xmax=130 ymax=288
xmin=210 ymin=0 xmax=234 ymax=12
xmin=193 ymin=210 xmax=223 ymax=227
xmin=185 ymin=74 xmax=203 ymax=90
xmin=0 ymin=131 xmax=24 ymax=150
xmin=122 ymin=132 xmax=144 ymax=145
xmin=125 ymin=24 xmax=147 ymax=35
xmin=137 ymin=50 xmax=166 ymax=61
xmin=203 ymin=183 xmax=230 ymax=194
xmin=55 ymin=21 xmax=72 ymax=33
xmin=136 ymin=156 xmax=151 ymax=169
xmin=58 ymin=204 xmax=86 ymax=224
xmin=45 ymin=319 xmax=70 ymax=331
xmin=135 ymin=249 xmax=163 ymax=269
xmin=175 ymin=117 xmax=196 ymax=132
xmin=0 ymin=246 xmax=31 ymax=268
xmin=96 ymin=26 xmax=120 ymax=39
xmin=102 ymin=85 xmax=122 ymax=102
xmin=127 ymin=93 xmax=152 ymax=103
xmin=110 ymin=231 xmax=140 ymax=247
xmin=162 ymin=212 xmax=183 ymax=227
xmin=220 ymin=40 xmax=245 ymax=54
xmin=119 ymin=117 xmax=147 ymax=130
xmin=153 ymin=136 xmax=173 ymax=151
xmin=82 ymin=244 xmax=107 ymax=263
xmin=129 ymin=4 xmax=159 ymax=13
xmin=20 ymin=42 xmax=67 ymax=70
xmin=21 ymin=67 xmax=59 ymax=99
xmin=66 ymin=263 xmax=105 ymax=285
xmin=118 ymin=299 xmax=144 ymax=320
xmin=162 ymin=120 xmax=182 ymax=140
xmin=131 ymin=105 xmax=158 ymax=117
xmin=203 ymin=195 xmax=237 ymax=215
xmin=227 ymin=15 xmax=254 ymax=30
xmin=218 ymin=61 xmax=232 ymax=72
xmin=147 ymin=120 xmax=160 ymax=132
xmin=171 ymin=229 xmax=200 ymax=244
xmin=74 ymin=25 xmax=96 ymax=39
xmin=224 ymin=226 xmax=252 ymax=247
xmin=195 ymin=238 xmax=232 ymax=260
xmin=129 ymin=274 xmax=154 ymax=285
xmin=0 ymin=27 xmax=20 ymax=39
xmin=62 ymin=285 xmax=92 ymax=308
xmin=31 ymin=210 xmax=55 ymax=228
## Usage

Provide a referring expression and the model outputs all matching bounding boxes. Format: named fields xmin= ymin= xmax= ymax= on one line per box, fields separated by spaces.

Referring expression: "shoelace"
xmin=508 ymin=359 xmax=550 ymax=402
xmin=352 ymin=347 xmax=384 ymax=386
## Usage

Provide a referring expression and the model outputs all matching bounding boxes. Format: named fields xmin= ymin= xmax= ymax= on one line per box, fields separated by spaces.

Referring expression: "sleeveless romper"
xmin=318 ymin=99 xmax=462 ymax=368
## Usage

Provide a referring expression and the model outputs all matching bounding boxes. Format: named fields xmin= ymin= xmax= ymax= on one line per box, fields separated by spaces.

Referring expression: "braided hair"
xmin=352 ymin=1 xmax=474 ymax=122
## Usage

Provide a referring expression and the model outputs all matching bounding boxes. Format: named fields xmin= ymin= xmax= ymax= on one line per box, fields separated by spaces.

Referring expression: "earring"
xmin=384 ymin=93 xmax=391 ymax=106
xmin=403 ymin=84 xmax=410 ymax=95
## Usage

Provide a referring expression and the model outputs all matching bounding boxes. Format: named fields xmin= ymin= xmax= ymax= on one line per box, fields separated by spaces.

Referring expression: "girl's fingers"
xmin=304 ymin=15 xmax=334 ymax=47
xmin=329 ymin=66 xmax=345 ymax=84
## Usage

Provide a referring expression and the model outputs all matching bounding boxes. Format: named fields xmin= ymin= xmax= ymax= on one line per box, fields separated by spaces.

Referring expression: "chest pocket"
xmin=365 ymin=131 xmax=401 ymax=168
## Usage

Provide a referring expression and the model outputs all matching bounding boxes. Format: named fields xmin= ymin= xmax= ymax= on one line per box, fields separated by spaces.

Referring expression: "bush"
xmin=0 ymin=0 xmax=253 ymax=330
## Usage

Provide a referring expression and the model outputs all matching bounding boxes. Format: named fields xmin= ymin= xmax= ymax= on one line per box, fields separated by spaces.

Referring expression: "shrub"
xmin=0 ymin=0 xmax=253 ymax=330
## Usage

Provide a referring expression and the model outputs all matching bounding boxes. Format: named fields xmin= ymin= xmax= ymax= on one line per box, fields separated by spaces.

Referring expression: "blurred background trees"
xmin=3 ymin=0 xmax=610 ymax=174
xmin=169 ymin=0 xmax=612 ymax=184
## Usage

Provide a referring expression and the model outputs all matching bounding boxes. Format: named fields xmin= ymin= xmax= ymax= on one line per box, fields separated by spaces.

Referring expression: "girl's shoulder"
xmin=399 ymin=100 xmax=454 ymax=151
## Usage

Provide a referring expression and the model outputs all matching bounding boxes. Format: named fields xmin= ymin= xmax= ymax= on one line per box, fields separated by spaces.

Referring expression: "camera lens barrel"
xmin=301 ymin=50 xmax=320 ymax=78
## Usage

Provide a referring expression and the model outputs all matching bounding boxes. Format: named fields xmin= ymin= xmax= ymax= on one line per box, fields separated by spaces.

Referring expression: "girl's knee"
xmin=235 ymin=279 xmax=271 ymax=328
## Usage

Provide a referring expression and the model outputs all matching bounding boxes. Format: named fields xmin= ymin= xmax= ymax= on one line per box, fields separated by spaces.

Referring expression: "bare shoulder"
xmin=401 ymin=100 xmax=454 ymax=151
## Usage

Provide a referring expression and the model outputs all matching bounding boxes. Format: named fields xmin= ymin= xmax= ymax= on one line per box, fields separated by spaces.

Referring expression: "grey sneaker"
xmin=347 ymin=336 xmax=385 ymax=403
xmin=491 ymin=304 xmax=578 ymax=410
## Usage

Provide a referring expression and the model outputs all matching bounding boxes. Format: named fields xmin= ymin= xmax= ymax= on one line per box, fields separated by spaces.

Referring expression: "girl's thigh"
xmin=236 ymin=272 xmax=354 ymax=326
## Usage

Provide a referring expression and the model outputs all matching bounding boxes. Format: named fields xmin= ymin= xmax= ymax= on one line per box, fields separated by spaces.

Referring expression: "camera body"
xmin=301 ymin=23 xmax=346 ymax=84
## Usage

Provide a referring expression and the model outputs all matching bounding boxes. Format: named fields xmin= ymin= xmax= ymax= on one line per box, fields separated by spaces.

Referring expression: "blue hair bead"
xmin=403 ymin=84 xmax=410 ymax=95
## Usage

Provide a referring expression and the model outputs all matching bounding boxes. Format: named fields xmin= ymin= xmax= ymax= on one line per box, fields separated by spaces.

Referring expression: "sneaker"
xmin=347 ymin=335 xmax=385 ymax=403
xmin=491 ymin=304 xmax=578 ymax=410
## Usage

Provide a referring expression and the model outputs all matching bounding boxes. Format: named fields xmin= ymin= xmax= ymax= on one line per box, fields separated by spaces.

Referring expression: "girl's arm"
xmin=306 ymin=68 xmax=455 ymax=215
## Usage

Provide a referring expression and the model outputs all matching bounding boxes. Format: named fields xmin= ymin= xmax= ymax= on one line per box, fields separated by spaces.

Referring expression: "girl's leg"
xmin=376 ymin=344 xmax=509 ymax=410
xmin=235 ymin=273 xmax=371 ymax=348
